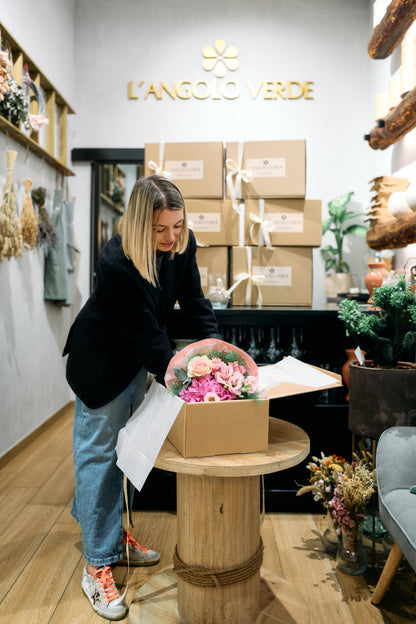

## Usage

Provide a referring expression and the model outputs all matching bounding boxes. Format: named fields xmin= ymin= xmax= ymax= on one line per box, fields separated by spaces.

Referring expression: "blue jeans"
xmin=71 ymin=367 xmax=148 ymax=566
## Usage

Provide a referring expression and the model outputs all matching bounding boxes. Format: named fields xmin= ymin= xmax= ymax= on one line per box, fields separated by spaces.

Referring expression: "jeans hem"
xmin=85 ymin=552 xmax=123 ymax=566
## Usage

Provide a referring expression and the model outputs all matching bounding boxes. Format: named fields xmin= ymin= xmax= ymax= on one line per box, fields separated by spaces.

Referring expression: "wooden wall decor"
xmin=368 ymin=0 xmax=416 ymax=59
xmin=0 ymin=22 xmax=75 ymax=176
xmin=365 ymin=84 xmax=416 ymax=150
xmin=366 ymin=211 xmax=416 ymax=250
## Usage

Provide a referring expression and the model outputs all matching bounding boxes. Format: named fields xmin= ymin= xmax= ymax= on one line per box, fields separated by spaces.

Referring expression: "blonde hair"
xmin=118 ymin=174 xmax=188 ymax=286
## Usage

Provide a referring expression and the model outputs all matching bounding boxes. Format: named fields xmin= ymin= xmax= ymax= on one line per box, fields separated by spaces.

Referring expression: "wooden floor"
xmin=1 ymin=404 xmax=416 ymax=624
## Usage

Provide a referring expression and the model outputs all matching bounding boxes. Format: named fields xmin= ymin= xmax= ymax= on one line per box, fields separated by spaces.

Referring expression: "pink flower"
xmin=244 ymin=375 xmax=258 ymax=394
xmin=29 ymin=114 xmax=49 ymax=131
xmin=187 ymin=355 xmax=212 ymax=378
xmin=227 ymin=371 xmax=245 ymax=395
xmin=204 ymin=392 xmax=220 ymax=402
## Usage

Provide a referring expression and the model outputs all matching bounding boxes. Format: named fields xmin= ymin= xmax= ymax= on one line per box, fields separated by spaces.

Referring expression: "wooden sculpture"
xmin=368 ymin=0 xmax=416 ymax=59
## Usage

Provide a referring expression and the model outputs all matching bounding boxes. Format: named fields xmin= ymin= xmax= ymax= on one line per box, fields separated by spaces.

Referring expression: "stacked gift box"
xmin=145 ymin=140 xmax=321 ymax=307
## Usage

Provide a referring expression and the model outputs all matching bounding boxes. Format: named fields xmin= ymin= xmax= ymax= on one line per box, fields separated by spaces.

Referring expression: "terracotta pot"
xmin=348 ymin=361 xmax=416 ymax=439
xmin=365 ymin=261 xmax=387 ymax=304
xmin=342 ymin=349 xmax=366 ymax=402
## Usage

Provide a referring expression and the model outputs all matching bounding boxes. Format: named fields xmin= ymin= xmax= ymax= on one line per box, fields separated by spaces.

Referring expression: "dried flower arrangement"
xmin=297 ymin=444 xmax=376 ymax=535
xmin=0 ymin=50 xmax=11 ymax=101
xmin=20 ymin=178 xmax=37 ymax=250
xmin=32 ymin=186 xmax=57 ymax=249
xmin=0 ymin=150 xmax=23 ymax=262
xmin=329 ymin=460 xmax=376 ymax=534
xmin=296 ymin=453 xmax=347 ymax=509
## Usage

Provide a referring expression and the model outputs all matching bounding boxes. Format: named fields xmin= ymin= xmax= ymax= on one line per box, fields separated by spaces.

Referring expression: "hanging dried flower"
xmin=20 ymin=178 xmax=37 ymax=250
xmin=32 ymin=186 xmax=57 ymax=249
xmin=0 ymin=150 xmax=23 ymax=262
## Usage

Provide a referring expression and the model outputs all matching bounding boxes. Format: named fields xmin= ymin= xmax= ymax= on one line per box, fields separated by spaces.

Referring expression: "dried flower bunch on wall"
xmin=21 ymin=178 xmax=37 ymax=249
xmin=0 ymin=149 xmax=22 ymax=261
xmin=32 ymin=186 xmax=57 ymax=249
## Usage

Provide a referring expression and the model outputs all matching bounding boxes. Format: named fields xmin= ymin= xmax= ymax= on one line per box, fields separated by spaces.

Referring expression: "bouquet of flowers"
xmin=329 ymin=460 xmax=376 ymax=534
xmin=296 ymin=452 xmax=347 ymax=509
xmin=165 ymin=338 xmax=260 ymax=403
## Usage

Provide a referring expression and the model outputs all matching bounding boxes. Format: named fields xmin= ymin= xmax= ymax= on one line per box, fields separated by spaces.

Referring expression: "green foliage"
xmin=321 ymin=192 xmax=367 ymax=273
xmin=338 ymin=278 xmax=416 ymax=367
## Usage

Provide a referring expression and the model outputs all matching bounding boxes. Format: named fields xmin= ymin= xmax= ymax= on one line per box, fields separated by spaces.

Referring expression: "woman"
xmin=63 ymin=174 xmax=220 ymax=620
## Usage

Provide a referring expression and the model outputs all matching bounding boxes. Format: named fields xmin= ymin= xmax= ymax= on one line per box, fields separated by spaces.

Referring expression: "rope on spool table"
xmin=172 ymin=537 xmax=264 ymax=588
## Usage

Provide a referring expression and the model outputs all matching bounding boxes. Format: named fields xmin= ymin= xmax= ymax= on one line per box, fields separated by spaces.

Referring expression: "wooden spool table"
xmin=129 ymin=417 xmax=310 ymax=624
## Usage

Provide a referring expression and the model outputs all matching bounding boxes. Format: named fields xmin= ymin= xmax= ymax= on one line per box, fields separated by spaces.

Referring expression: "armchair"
xmin=372 ymin=426 xmax=416 ymax=605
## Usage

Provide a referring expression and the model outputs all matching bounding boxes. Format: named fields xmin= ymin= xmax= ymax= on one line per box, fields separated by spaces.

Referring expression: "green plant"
xmin=321 ymin=192 xmax=367 ymax=273
xmin=0 ymin=76 xmax=30 ymax=131
xmin=338 ymin=277 xmax=416 ymax=367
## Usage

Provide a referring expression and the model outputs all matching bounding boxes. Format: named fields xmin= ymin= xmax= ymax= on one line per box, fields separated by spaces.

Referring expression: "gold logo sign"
xmin=128 ymin=39 xmax=314 ymax=101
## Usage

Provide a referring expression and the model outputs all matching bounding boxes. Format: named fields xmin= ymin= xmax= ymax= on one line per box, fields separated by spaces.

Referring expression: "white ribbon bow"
xmin=147 ymin=160 xmax=172 ymax=180
xmin=249 ymin=212 xmax=274 ymax=250
xmin=225 ymin=247 xmax=265 ymax=307
xmin=226 ymin=158 xmax=253 ymax=213
xmin=147 ymin=142 xmax=172 ymax=179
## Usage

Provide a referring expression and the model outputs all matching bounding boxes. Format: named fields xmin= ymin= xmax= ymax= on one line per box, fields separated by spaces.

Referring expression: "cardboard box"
xmin=186 ymin=199 xmax=239 ymax=246
xmin=145 ymin=142 xmax=224 ymax=198
xmin=168 ymin=365 xmax=341 ymax=458
xmin=230 ymin=246 xmax=313 ymax=306
xmin=168 ymin=398 xmax=269 ymax=458
xmin=196 ymin=246 xmax=229 ymax=296
xmin=226 ymin=140 xmax=306 ymax=198
xmin=245 ymin=198 xmax=322 ymax=247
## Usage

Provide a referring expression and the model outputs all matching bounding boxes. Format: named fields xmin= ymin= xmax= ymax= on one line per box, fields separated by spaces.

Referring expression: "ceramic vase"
xmin=336 ymin=520 xmax=368 ymax=575
xmin=365 ymin=260 xmax=387 ymax=305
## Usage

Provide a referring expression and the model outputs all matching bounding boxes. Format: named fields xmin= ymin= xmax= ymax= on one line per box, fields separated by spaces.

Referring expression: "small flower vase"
xmin=322 ymin=510 xmax=341 ymax=554
xmin=365 ymin=260 xmax=387 ymax=305
xmin=336 ymin=520 xmax=368 ymax=575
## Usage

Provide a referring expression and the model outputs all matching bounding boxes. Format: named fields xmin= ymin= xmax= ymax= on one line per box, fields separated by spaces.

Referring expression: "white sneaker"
xmin=82 ymin=564 xmax=127 ymax=620
xmin=120 ymin=529 xmax=160 ymax=566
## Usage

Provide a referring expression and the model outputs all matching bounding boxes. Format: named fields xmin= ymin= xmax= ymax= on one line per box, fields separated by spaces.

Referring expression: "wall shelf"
xmin=0 ymin=21 xmax=75 ymax=176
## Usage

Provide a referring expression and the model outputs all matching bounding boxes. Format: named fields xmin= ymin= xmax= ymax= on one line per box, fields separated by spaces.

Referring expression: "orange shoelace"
xmin=91 ymin=566 xmax=121 ymax=604
xmin=123 ymin=530 xmax=148 ymax=554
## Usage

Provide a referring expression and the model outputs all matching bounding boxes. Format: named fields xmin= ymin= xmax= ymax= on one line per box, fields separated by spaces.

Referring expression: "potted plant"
xmin=321 ymin=191 xmax=367 ymax=300
xmin=338 ymin=277 xmax=416 ymax=439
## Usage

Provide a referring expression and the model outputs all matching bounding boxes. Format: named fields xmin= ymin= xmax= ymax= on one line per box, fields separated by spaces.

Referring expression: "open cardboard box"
xmin=167 ymin=362 xmax=341 ymax=458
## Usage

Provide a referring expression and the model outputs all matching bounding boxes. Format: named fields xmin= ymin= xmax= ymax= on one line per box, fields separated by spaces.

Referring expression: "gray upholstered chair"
xmin=372 ymin=426 xmax=416 ymax=605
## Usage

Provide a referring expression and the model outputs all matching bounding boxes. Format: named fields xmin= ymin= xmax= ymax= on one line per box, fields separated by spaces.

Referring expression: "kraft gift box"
xmin=186 ymin=199 xmax=239 ymax=246
xmin=167 ymin=365 xmax=341 ymax=458
xmin=245 ymin=198 xmax=322 ymax=247
xmin=230 ymin=246 xmax=313 ymax=307
xmin=196 ymin=246 xmax=229 ymax=296
xmin=226 ymin=140 xmax=306 ymax=199
xmin=145 ymin=141 xmax=224 ymax=198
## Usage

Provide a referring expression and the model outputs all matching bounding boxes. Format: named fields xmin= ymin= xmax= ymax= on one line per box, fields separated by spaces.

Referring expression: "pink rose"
xmin=187 ymin=355 xmax=212 ymax=377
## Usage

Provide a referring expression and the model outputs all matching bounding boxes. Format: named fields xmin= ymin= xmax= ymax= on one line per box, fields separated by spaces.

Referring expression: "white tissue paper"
xmin=116 ymin=379 xmax=184 ymax=491
xmin=258 ymin=356 xmax=340 ymax=395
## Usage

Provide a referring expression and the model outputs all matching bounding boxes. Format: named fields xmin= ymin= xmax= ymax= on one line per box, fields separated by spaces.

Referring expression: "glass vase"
xmin=322 ymin=511 xmax=341 ymax=554
xmin=336 ymin=521 xmax=368 ymax=575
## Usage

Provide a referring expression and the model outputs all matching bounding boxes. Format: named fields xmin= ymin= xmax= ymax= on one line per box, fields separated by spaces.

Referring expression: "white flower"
xmin=202 ymin=40 xmax=239 ymax=78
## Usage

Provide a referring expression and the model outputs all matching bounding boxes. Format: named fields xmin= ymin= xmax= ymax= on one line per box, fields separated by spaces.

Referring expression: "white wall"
xmin=0 ymin=1 xmax=76 ymax=456
xmin=71 ymin=0 xmax=384 ymax=303
xmin=3 ymin=0 xmax=416 ymax=456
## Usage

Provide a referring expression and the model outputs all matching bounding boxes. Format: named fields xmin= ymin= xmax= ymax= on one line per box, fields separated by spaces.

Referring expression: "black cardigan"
xmin=63 ymin=231 xmax=220 ymax=408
